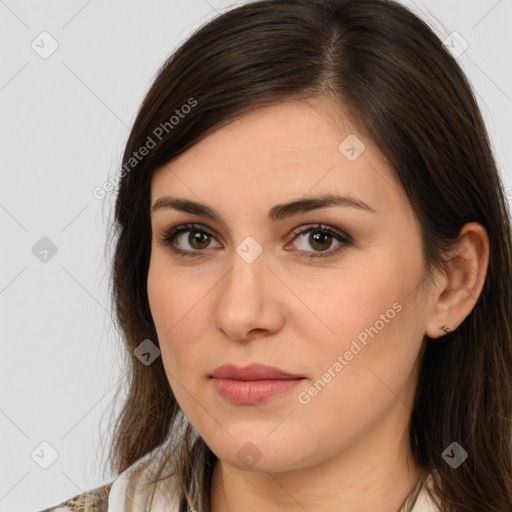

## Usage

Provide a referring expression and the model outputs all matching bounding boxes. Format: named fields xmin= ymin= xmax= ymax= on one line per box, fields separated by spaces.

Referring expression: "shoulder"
xmin=37 ymin=445 xmax=183 ymax=512
xmin=36 ymin=482 xmax=113 ymax=512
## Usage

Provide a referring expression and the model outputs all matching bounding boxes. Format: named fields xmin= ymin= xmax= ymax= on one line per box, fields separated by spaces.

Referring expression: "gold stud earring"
xmin=440 ymin=325 xmax=451 ymax=334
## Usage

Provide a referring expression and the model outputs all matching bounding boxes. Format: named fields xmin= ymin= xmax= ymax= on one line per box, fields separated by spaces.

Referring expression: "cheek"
xmin=292 ymin=274 xmax=425 ymax=445
xmin=299 ymin=240 xmax=426 ymax=384
xmin=299 ymin=285 xmax=409 ymax=391
xmin=147 ymin=256 xmax=212 ymax=379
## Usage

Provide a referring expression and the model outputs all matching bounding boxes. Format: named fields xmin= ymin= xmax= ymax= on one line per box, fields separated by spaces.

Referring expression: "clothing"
xmin=37 ymin=447 xmax=440 ymax=512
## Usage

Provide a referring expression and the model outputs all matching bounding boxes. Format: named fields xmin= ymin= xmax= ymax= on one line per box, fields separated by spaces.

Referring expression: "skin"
xmin=147 ymin=98 xmax=489 ymax=512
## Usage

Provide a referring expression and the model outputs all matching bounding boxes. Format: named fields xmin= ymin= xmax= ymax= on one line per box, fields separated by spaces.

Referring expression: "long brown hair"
xmin=106 ymin=1 xmax=512 ymax=510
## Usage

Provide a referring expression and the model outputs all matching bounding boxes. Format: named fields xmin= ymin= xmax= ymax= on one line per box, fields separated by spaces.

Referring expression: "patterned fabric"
xmin=37 ymin=482 xmax=113 ymax=512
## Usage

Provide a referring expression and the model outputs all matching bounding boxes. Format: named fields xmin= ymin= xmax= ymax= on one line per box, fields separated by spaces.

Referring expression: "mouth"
xmin=210 ymin=363 xmax=306 ymax=405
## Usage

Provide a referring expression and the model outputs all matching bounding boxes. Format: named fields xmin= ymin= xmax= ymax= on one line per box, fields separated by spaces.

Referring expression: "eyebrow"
xmin=151 ymin=193 xmax=376 ymax=223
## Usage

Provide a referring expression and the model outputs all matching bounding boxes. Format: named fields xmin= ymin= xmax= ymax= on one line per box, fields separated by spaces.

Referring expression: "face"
xmin=147 ymin=98 xmax=433 ymax=473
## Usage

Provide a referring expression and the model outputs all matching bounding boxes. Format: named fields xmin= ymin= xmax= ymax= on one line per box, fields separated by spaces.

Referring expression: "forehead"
xmin=150 ymin=98 xmax=402 ymax=216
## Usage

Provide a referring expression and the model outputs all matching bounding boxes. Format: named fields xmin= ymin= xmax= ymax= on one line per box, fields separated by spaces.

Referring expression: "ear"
xmin=424 ymin=222 xmax=490 ymax=339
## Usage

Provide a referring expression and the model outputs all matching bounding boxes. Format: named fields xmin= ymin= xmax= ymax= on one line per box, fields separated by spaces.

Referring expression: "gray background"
xmin=1 ymin=1 xmax=510 ymax=510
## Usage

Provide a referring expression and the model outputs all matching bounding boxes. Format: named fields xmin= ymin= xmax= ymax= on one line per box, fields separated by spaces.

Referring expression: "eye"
xmin=158 ymin=222 xmax=352 ymax=259
xmin=159 ymin=223 xmax=221 ymax=258
xmin=287 ymin=223 xmax=352 ymax=258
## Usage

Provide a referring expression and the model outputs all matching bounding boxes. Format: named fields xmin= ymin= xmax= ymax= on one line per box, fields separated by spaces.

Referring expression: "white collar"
xmin=106 ymin=445 xmax=182 ymax=512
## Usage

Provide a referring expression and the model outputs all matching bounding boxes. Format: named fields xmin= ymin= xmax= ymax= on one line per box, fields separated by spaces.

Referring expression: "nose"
xmin=212 ymin=247 xmax=285 ymax=342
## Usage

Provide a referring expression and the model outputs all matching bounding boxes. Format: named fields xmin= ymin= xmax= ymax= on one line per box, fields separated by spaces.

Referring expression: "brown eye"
xmin=289 ymin=224 xmax=353 ymax=258
xmin=308 ymin=231 xmax=333 ymax=251
xmin=160 ymin=223 xmax=221 ymax=257
xmin=161 ymin=222 xmax=352 ymax=259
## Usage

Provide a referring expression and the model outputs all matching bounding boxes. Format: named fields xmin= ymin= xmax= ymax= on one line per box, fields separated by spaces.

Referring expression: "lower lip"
xmin=212 ymin=378 xmax=304 ymax=405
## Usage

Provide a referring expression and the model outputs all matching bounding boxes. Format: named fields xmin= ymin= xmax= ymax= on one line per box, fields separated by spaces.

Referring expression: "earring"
xmin=440 ymin=325 xmax=451 ymax=334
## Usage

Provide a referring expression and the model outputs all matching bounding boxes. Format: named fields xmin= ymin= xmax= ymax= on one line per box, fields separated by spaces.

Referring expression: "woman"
xmin=39 ymin=0 xmax=512 ymax=511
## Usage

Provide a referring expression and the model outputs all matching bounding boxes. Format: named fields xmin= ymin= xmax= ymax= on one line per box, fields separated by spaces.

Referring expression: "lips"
xmin=211 ymin=363 xmax=304 ymax=381
xmin=210 ymin=364 xmax=305 ymax=405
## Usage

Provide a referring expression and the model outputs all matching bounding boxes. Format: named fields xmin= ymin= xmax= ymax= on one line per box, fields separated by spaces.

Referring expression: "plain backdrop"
xmin=1 ymin=1 xmax=511 ymax=510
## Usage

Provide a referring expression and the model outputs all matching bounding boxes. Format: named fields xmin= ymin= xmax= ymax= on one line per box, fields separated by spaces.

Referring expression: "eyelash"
xmin=159 ymin=222 xmax=353 ymax=260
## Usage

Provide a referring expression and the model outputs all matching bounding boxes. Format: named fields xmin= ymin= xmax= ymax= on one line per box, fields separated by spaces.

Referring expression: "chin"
xmin=207 ymin=434 xmax=313 ymax=474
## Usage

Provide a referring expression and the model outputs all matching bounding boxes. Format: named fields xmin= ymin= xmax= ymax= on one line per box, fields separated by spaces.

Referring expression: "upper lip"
xmin=211 ymin=364 xmax=305 ymax=380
